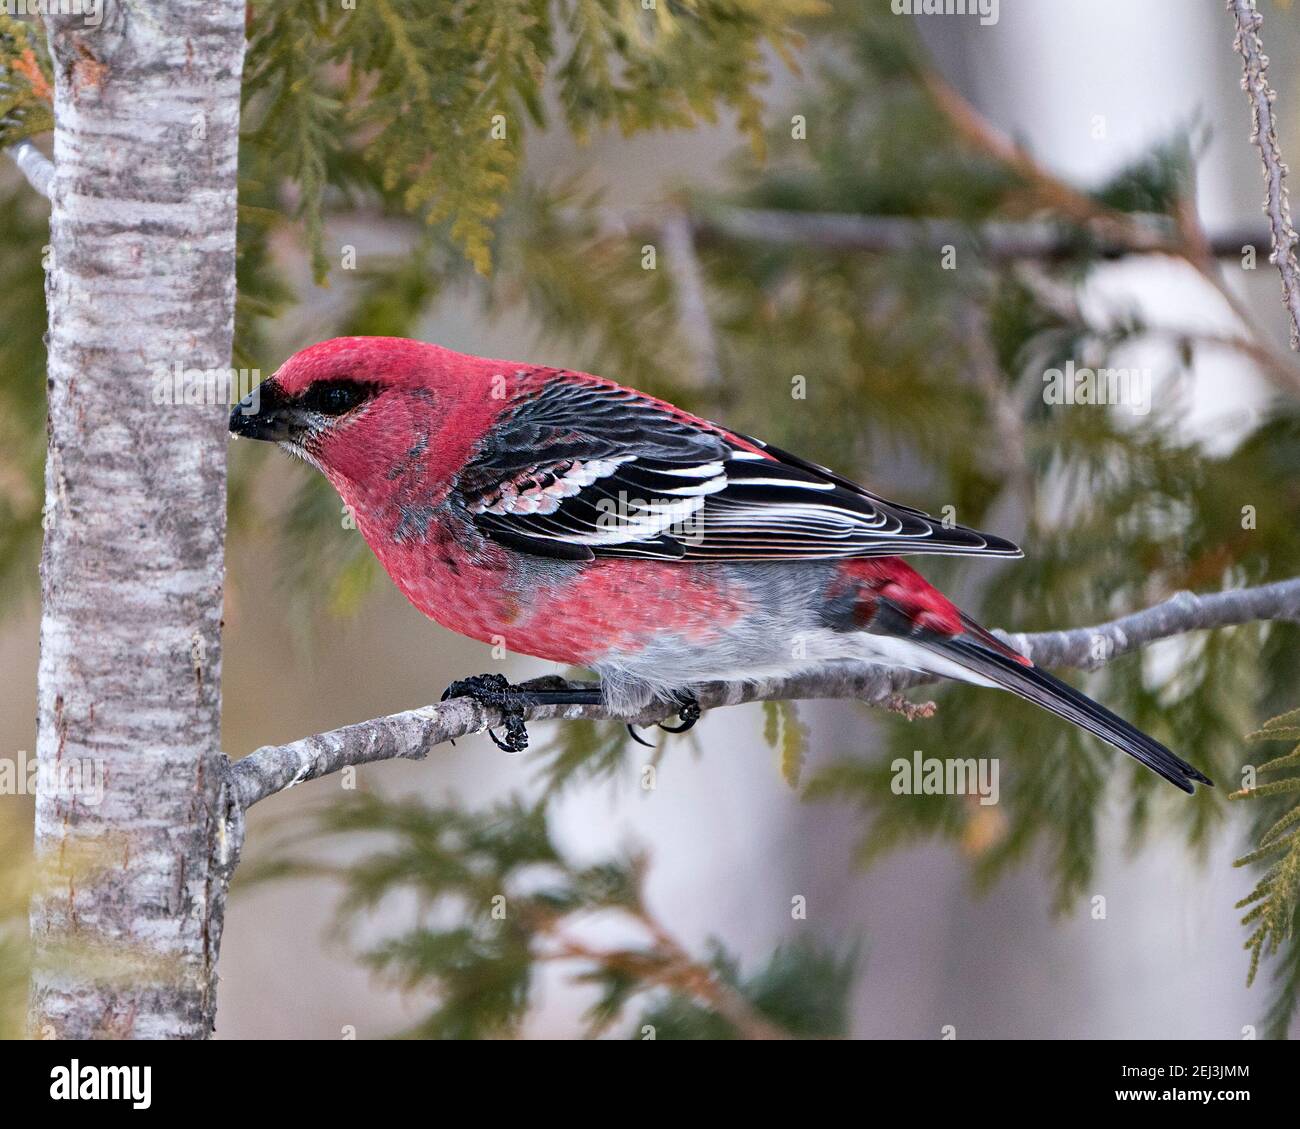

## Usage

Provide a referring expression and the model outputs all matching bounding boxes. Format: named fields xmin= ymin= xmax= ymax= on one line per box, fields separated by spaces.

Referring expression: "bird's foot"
xmin=658 ymin=694 xmax=702 ymax=734
xmin=624 ymin=694 xmax=703 ymax=747
xmin=440 ymin=673 xmax=604 ymax=753
xmin=441 ymin=673 xmax=531 ymax=752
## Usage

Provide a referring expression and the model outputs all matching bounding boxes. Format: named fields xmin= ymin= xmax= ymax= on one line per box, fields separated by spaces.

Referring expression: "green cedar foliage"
xmin=2 ymin=1 xmax=1298 ymax=1036
xmin=251 ymin=793 xmax=855 ymax=1039
xmin=242 ymin=0 xmax=822 ymax=279
xmin=1234 ymin=708 xmax=1300 ymax=1038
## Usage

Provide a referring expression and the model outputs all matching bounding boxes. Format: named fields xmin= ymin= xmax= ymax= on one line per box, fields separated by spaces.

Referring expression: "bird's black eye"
xmin=302 ymin=379 xmax=374 ymax=416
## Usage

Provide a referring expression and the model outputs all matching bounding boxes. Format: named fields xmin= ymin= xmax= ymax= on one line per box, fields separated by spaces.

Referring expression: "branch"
xmin=660 ymin=209 xmax=723 ymax=388
xmin=916 ymin=46 xmax=1300 ymax=399
xmin=7 ymin=139 xmax=52 ymax=199
xmin=688 ymin=206 xmax=1268 ymax=263
xmin=1229 ymin=0 xmax=1300 ymax=349
xmin=228 ymin=578 xmax=1300 ymax=811
xmin=997 ymin=578 xmax=1300 ymax=669
xmin=674 ymin=201 xmax=1300 ymax=398
xmin=541 ymin=899 xmax=790 ymax=1040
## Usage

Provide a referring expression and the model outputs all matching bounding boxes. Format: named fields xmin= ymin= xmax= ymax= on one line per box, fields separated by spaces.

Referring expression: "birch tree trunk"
xmin=28 ymin=1 xmax=245 ymax=1039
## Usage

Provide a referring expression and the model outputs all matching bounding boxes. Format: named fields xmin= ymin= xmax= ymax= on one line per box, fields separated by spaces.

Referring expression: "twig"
xmin=1014 ymin=254 xmax=1300 ymax=396
xmin=686 ymin=206 xmax=1265 ymax=262
xmin=7 ymin=139 xmax=52 ymax=199
xmin=1229 ymin=0 xmax=1300 ymax=350
xmin=997 ymin=579 xmax=1300 ymax=670
xmin=920 ymin=68 xmax=1157 ymax=251
xmin=545 ymin=931 xmax=788 ymax=1040
xmin=227 ymin=578 xmax=1300 ymax=810
xmin=920 ymin=47 xmax=1300 ymax=397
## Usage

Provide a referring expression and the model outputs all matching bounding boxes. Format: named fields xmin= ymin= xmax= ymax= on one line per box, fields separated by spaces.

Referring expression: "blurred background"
xmin=2 ymin=0 xmax=1299 ymax=1038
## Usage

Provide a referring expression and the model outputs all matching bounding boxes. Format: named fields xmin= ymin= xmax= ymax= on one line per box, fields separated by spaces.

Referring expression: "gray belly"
xmin=586 ymin=559 xmax=848 ymax=712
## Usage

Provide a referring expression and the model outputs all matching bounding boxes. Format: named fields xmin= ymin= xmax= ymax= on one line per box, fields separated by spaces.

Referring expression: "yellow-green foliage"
xmin=764 ymin=700 xmax=807 ymax=790
xmin=1234 ymin=707 xmax=1300 ymax=1032
xmin=0 ymin=15 xmax=52 ymax=148
xmin=242 ymin=0 xmax=821 ymax=278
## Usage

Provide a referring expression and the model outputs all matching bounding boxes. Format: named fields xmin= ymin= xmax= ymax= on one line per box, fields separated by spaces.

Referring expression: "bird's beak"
xmin=229 ymin=379 xmax=297 ymax=442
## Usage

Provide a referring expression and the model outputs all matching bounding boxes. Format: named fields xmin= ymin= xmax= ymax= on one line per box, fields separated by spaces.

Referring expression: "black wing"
xmin=455 ymin=377 xmax=1022 ymax=563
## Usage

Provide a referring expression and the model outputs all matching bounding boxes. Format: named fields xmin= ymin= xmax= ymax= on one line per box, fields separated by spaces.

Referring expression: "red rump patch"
xmin=836 ymin=558 xmax=1034 ymax=665
xmin=838 ymin=558 xmax=965 ymax=637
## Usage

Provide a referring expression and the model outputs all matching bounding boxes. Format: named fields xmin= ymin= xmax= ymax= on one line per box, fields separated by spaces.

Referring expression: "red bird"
xmin=231 ymin=336 xmax=1211 ymax=793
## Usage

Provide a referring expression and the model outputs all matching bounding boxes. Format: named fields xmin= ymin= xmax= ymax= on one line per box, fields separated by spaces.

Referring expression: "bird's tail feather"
xmin=920 ymin=632 xmax=1213 ymax=794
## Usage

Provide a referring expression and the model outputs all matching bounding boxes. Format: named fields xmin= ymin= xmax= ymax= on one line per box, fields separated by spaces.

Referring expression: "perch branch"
xmin=228 ymin=578 xmax=1300 ymax=811
xmin=1229 ymin=0 xmax=1300 ymax=350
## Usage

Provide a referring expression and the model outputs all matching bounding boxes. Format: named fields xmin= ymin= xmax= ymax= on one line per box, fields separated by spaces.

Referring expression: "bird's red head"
xmin=230 ymin=337 xmax=520 ymax=505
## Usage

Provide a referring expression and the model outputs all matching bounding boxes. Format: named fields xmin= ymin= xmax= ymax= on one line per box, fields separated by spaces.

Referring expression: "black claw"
xmin=491 ymin=713 xmax=531 ymax=754
xmin=626 ymin=724 xmax=655 ymax=748
xmin=441 ymin=672 xmax=532 ymax=752
xmin=658 ymin=695 xmax=702 ymax=735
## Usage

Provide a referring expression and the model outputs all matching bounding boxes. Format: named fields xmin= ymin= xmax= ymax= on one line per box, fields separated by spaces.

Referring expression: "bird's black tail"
xmin=921 ymin=629 xmax=1213 ymax=794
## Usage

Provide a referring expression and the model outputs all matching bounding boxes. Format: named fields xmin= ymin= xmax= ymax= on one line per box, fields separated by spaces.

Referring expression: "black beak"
xmin=229 ymin=379 xmax=293 ymax=441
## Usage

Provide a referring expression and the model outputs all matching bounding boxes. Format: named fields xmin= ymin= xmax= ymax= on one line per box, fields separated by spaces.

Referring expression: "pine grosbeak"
xmin=230 ymin=337 xmax=1211 ymax=792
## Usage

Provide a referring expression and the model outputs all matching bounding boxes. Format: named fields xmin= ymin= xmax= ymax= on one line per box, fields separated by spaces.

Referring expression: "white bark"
xmin=29 ymin=1 xmax=245 ymax=1039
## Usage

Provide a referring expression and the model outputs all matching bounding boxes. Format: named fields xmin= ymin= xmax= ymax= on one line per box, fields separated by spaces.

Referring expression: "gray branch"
xmin=227 ymin=577 xmax=1300 ymax=812
xmin=1229 ymin=0 xmax=1300 ymax=349
xmin=587 ymin=203 xmax=1267 ymax=263
xmin=7 ymin=140 xmax=53 ymax=199
xmin=661 ymin=210 xmax=723 ymax=387
xmin=687 ymin=205 xmax=1268 ymax=263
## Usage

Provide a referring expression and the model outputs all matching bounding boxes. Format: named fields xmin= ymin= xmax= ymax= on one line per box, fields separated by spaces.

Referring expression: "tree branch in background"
xmin=689 ymin=205 xmax=1268 ymax=263
xmin=228 ymin=577 xmax=1300 ymax=812
xmin=261 ymin=794 xmax=820 ymax=1039
xmin=542 ymin=907 xmax=791 ymax=1040
xmin=920 ymin=67 xmax=1157 ymax=251
xmin=912 ymin=40 xmax=1300 ymax=399
xmin=1229 ymin=0 xmax=1300 ymax=350
xmin=661 ymin=209 xmax=723 ymax=389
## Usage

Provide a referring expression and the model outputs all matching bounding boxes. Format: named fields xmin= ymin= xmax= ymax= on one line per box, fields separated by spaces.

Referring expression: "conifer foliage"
xmin=1 ymin=3 xmax=1298 ymax=1037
